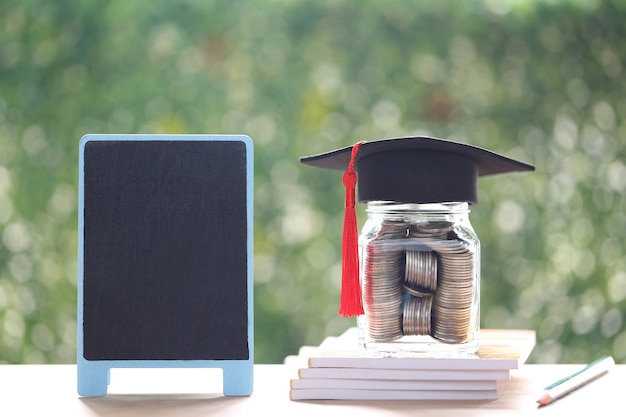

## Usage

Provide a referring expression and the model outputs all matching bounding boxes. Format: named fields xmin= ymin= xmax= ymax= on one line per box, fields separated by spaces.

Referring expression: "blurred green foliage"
xmin=1 ymin=0 xmax=625 ymax=365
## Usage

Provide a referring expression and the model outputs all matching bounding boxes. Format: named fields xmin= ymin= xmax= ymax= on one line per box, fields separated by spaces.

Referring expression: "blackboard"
xmin=77 ymin=134 xmax=253 ymax=396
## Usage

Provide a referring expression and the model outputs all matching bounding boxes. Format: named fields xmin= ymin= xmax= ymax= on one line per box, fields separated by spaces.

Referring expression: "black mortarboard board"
xmin=300 ymin=136 xmax=535 ymax=205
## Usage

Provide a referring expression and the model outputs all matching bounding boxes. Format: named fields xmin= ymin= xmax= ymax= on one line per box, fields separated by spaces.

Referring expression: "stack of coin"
xmin=403 ymin=249 xmax=438 ymax=296
xmin=362 ymin=220 xmax=408 ymax=342
xmin=399 ymin=222 xmax=454 ymax=338
xmin=401 ymin=249 xmax=437 ymax=336
xmin=421 ymin=236 xmax=476 ymax=343
xmin=402 ymin=295 xmax=433 ymax=336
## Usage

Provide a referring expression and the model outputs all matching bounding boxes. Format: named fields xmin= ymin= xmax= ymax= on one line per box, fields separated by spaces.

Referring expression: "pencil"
xmin=536 ymin=356 xmax=615 ymax=406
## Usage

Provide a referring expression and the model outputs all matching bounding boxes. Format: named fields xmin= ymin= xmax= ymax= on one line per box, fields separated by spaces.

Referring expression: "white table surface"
xmin=0 ymin=363 xmax=623 ymax=416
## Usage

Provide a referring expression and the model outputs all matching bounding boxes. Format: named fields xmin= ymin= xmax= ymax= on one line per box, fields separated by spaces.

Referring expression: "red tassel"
xmin=338 ymin=141 xmax=366 ymax=317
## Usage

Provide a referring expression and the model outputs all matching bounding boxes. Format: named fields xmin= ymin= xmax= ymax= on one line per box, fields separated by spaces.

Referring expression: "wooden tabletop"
xmin=0 ymin=364 xmax=622 ymax=416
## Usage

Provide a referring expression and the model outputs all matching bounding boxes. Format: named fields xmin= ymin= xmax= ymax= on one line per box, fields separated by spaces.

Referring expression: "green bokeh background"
xmin=1 ymin=0 xmax=625 ymax=365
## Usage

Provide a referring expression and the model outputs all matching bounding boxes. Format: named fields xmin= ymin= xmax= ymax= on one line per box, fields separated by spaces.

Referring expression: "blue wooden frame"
xmin=77 ymin=134 xmax=254 ymax=397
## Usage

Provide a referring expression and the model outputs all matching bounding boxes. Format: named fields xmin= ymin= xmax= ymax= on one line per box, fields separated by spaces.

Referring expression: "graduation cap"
xmin=300 ymin=136 xmax=535 ymax=317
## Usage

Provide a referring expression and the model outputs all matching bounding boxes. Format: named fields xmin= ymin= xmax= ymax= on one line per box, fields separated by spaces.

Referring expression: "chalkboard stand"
xmin=77 ymin=134 xmax=254 ymax=397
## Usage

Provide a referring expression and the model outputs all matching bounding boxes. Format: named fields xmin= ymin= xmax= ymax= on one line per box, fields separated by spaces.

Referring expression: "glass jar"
xmin=357 ymin=201 xmax=480 ymax=356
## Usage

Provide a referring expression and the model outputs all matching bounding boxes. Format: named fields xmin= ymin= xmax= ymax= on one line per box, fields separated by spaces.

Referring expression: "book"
xmin=287 ymin=327 xmax=536 ymax=401
xmin=303 ymin=328 xmax=536 ymax=371
xmin=289 ymin=388 xmax=499 ymax=401
xmin=297 ymin=367 xmax=511 ymax=381
xmin=290 ymin=377 xmax=498 ymax=391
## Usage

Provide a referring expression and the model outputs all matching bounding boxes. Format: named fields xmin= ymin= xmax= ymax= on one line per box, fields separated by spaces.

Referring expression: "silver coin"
xmin=363 ymin=219 xmax=478 ymax=345
xmin=402 ymin=283 xmax=434 ymax=298
xmin=404 ymin=249 xmax=438 ymax=294
xmin=362 ymin=220 xmax=408 ymax=342
xmin=402 ymin=295 xmax=432 ymax=336
xmin=409 ymin=221 xmax=454 ymax=239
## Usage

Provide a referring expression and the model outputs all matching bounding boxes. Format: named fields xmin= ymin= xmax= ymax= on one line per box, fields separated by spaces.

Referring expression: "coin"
xmin=404 ymin=249 xmax=437 ymax=294
xmin=402 ymin=295 xmax=432 ymax=336
xmin=362 ymin=219 xmax=408 ymax=342
xmin=363 ymin=219 xmax=478 ymax=345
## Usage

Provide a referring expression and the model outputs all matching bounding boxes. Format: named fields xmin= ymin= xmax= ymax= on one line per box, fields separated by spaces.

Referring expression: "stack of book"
xmin=286 ymin=327 xmax=536 ymax=401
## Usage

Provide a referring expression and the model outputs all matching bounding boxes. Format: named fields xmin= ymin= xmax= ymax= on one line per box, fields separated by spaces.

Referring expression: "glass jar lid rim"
xmin=366 ymin=201 xmax=470 ymax=214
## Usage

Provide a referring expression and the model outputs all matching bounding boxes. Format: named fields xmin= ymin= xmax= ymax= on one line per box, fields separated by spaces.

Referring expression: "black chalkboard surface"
xmin=77 ymin=134 xmax=253 ymax=397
